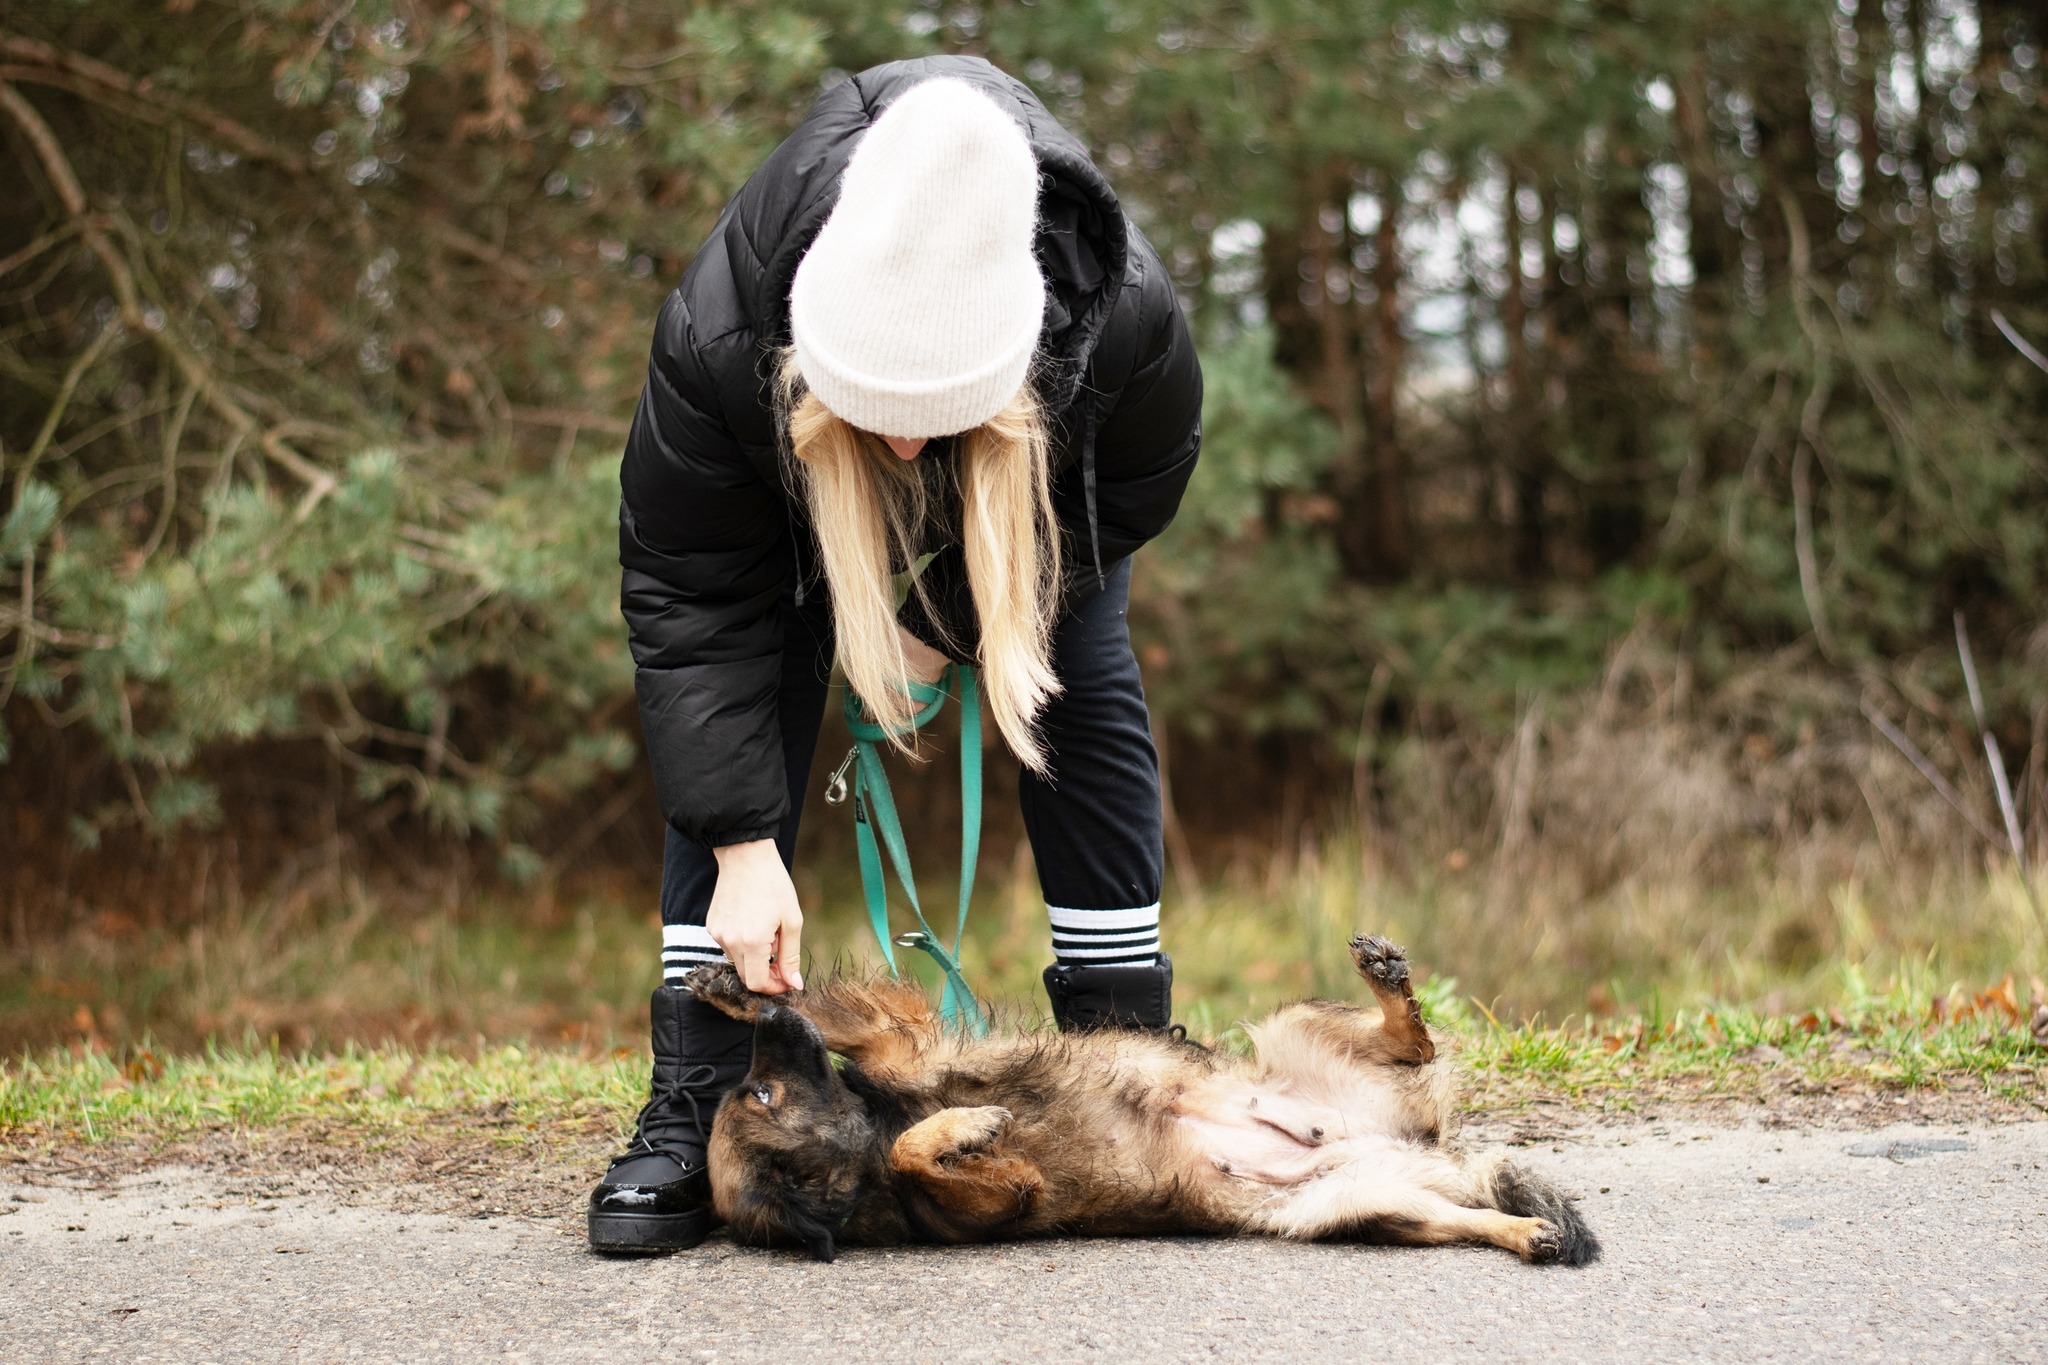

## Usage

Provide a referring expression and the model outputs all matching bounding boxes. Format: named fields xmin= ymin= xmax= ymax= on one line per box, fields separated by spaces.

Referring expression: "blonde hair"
xmin=777 ymin=351 xmax=1062 ymax=772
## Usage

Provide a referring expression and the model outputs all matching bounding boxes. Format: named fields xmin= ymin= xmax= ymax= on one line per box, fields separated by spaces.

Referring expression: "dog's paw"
xmin=683 ymin=962 xmax=761 ymax=1018
xmin=1348 ymin=934 xmax=1412 ymax=990
xmin=1522 ymin=1220 xmax=1563 ymax=1265
xmin=947 ymin=1105 xmax=1013 ymax=1155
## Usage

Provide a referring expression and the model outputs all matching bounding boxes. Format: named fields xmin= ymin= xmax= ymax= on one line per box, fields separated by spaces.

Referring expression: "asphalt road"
xmin=5 ymin=1120 xmax=2044 ymax=1362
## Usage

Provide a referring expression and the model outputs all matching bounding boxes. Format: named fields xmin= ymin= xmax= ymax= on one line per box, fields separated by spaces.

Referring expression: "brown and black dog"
xmin=687 ymin=936 xmax=1598 ymax=1265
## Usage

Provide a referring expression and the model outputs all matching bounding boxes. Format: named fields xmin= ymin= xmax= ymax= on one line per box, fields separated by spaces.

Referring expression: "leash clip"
xmin=823 ymin=745 xmax=858 ymax=805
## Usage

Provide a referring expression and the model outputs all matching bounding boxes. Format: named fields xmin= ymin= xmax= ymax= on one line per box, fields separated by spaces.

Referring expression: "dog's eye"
xmin=751 ymin=1083 xmax=774 ymax=1106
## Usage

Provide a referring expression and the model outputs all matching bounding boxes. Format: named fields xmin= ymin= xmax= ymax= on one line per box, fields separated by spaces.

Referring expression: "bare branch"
xmin=1955 ymin=613 xmax=2037 ymax=917
xmin=1790 ymin=441 xmax=1836 ymax=664
xmin=0 ymin=62 xmax=182 ymax=131
xmin=539 ymin=780 xmax=643 ymax=886
xmin=13 ymin=319 xmax=126 ymax=497
xmin=427 ymin=219 xmax=538 ymax=283
xmin=2 ymin=81 xmax=336 ymax=520
xmin=1776 ymin=187 xmax=1841 ymax=664
xmin=1990 ymin=309 xmax=2048 ymax=378
xmin=508 ymin=405 xmax=631 ymax=436
xmin=0 ymin=217 xmax=89 ymax=280
xmin=0 ymin=31 xmax=304 ymax=167
xmin=1861 ymin=701 xmax=2007 ymax=849
xmin=0 ymin=77 xmax=89 ymax=215
xmin=0 ymin=79 xmax=142 ymax=321
xmin=45 ymin=386 xmax=177 ymax=470
xmin=137 ymin=380 xmax=199 ymax=564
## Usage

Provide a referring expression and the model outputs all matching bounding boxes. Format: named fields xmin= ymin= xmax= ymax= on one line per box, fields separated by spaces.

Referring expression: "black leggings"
xmin=658 ymin=559 xmax=1164 ymax=971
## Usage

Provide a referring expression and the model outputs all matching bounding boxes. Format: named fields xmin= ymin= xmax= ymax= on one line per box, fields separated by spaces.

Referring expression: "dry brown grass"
xmin=4 ymin=647 xmax=2042 ymax=1054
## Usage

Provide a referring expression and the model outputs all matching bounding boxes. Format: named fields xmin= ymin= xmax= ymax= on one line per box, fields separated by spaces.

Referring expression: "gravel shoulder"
xmin=5 ymin=1115 xmax=2045 ymax=1363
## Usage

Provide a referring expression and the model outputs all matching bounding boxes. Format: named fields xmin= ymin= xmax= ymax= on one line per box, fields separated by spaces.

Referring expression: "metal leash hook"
xmin=893 ymin=930 xmax=984 ymax=1035
xmin=823 ymin=745 xmax=858 ymax=805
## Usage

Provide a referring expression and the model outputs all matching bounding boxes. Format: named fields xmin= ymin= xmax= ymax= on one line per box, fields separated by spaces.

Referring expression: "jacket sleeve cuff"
xmin=707 ymin=825 xmax=783 ymax=849
xmin=635 ymin=657 xmax=788 ymax=846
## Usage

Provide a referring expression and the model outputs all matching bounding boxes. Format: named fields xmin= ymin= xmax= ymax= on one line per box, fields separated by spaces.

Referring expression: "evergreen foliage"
xmin=1 ymin=0 xmax=2042 ymax=846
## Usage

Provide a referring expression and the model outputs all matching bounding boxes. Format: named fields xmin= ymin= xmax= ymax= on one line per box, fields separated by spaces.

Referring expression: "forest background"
xmin=2 ymin=0 xmax=2044 ymax=1053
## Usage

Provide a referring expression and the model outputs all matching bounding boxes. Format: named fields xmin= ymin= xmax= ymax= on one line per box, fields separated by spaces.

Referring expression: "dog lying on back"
xmin=685 ymin=936 xmax=1598 ymax=1265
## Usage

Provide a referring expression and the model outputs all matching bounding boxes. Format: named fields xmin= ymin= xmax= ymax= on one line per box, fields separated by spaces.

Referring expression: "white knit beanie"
xmin=789 ymin=77 xmax=1045 ymax=439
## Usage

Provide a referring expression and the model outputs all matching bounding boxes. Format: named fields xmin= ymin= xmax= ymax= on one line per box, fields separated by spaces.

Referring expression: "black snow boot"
xmin=1042 ymin=954 xmax=1177 ymax=1033
xmin=587 ymin=982 xmax=751 ymax=1254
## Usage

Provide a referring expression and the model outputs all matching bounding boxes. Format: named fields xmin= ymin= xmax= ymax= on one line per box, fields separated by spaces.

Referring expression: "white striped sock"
xmin=662 ymin=923 xmax=727 ymax=983
xmin=1048 ymin=903 xmax=1160 ymax=966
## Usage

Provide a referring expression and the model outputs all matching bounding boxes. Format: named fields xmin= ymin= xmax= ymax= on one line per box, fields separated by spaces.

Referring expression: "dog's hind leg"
xmin=890 ymin=1107 xmax=1045 ymax=1235
xmin=1240 ymin=938 xmax=1437 ymax=1075
xmin=1467 ymin=1152 xmax=1601 ymax=1265
xmin=1347 ymin=935 xmax=1435 ymax=1064
xmin=1254 ymin=1164 xmax=1569 ymax=1263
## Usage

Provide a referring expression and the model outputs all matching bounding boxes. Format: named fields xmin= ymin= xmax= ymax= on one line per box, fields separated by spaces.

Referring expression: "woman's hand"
xmin=896 ymin=623 xmax=949 ymax=687
xmin=706 ymin=839 xmax=804 ymax=994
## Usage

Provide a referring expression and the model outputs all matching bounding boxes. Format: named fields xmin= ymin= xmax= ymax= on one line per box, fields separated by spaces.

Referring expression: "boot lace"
xmin=617 ymin=1062 xmax=724 ymax=1164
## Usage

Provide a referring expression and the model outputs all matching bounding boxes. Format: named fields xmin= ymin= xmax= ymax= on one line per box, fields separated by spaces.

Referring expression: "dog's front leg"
xmin=686 ymin=963 xmax=944 ymax=1080
xmin=684 ymin=962 xmax=774 ymax=1023
xmin=890 ymin=1107 xmax=1044 ymax=1232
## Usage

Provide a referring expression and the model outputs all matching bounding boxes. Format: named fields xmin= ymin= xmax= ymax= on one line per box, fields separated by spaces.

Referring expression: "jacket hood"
xmin=720 ymin=55 xmax=1130 ymax=413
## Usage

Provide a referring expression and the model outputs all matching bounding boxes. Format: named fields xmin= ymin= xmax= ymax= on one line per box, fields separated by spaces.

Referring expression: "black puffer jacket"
xmin=620 ymin=55 xmax=1202 ymax=848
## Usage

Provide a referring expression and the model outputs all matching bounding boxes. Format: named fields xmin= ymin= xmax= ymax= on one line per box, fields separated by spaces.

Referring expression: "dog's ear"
xmin=777 ymin=1193 xmax=839 ymax=1263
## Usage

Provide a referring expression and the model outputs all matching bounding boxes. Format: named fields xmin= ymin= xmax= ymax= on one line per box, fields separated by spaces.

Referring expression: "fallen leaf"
xmin=1976 ymin=976 xmax=2021 ymax=1025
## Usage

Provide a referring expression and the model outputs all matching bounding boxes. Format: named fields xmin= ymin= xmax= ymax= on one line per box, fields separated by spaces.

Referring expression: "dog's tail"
xmin=1485 ymin=1161 xmax=1601 ymax=1266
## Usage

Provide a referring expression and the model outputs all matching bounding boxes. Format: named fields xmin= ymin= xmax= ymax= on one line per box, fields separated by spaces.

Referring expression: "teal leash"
xmin=824 ymin=665 xmax=989 ymax=1036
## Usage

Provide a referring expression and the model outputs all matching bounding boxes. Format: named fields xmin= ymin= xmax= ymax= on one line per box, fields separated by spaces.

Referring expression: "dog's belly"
xmin=1171 ymin=1076 xmax=1376 ymax=1186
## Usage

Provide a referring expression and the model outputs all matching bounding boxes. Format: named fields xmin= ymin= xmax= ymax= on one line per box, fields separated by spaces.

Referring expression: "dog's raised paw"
xmin=1348 ymin=934 xmax=1411 ymax=989
xmin=683 ymin=962 xmax=759 ymax=1017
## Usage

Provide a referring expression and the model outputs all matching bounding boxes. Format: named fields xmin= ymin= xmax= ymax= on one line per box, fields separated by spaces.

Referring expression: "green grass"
xmin=1454 ymin=1001 xmax=2044 ymax=1107
xmin=0 ymin=1043 xmax=646 ymax=1147
xmin=5 ymin=981 xmax=2038 ymax=1152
